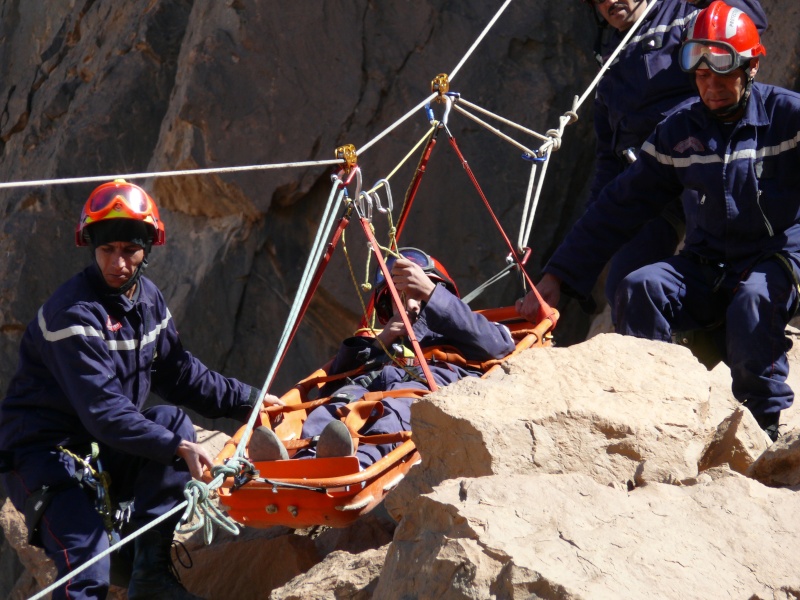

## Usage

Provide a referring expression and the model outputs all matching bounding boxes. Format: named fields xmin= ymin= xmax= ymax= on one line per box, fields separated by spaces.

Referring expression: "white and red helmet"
xmin=680 ymin=1 xmax=766 ymax=75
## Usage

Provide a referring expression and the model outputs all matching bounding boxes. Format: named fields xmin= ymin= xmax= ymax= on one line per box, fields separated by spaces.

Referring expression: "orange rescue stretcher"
xmin=206 ymin=306 xmax=557 ymax=529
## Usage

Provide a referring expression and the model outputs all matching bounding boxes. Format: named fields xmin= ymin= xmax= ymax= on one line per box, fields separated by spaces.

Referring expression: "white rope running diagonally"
xmin=28 ymin=502 xmax=187 ymax=600
xmin=573 ymin=0 xmax=658 ymax=112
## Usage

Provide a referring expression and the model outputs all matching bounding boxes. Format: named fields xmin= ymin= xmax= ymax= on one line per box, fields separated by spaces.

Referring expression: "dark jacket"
xmin=0 ymin=264 xmax=256 ymax=464
xmin=547 ymin=83 xmax=800 ymax=296
xmin=327 ymin=283 xmax=516 ymax=392
xmin=589 ymin=0 xmax=767 ymax=205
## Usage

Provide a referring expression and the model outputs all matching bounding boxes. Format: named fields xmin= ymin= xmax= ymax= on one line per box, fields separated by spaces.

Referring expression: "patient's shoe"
xmin=249 ymin=426 xmax=289 ymax=461
xmin=316 ymin=420 xmax=354 ymax=458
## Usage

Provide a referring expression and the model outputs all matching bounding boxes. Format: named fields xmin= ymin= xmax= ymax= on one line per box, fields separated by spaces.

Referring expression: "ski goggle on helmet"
xmin=373 ymin=247 xmax=459 ymax=324
xmin=679 ymin=1 xmax=765 ymax=75
xmin=75 ymin=179 xmax=166 ymax=247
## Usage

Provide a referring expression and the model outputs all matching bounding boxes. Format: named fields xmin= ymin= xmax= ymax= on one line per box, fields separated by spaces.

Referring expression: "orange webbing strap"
xmin=279 ymin=388 xmax=426 ymax=452
xmin=337 ymin=400 xmax=383 ymax=451
xmin=282 ymin=430 xmax=412 ymax=451
xmin=261 ymin=361 xmax=380 ymax=418
xmin=337 ymin=389 xmax=428 ymax=450
xmin=355 ymin=431 xmax=412 ymax=445
xmin=337 ymin=399 xmax=383 ymax=425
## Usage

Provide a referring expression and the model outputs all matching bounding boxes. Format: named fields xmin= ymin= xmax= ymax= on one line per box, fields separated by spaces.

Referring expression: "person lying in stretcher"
xmin=252 ymin=247 xmax=516 ymax=467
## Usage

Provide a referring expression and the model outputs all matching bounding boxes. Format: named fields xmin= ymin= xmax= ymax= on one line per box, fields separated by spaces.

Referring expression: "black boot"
xmin=127 ymin=529 xmax=205 ymax=600
xmin=755 ymin=411 xmax=781 ymax=443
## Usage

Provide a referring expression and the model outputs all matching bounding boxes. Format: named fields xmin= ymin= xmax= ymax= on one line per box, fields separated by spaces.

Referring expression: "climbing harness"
xmin=57 ymin=444 xmax=122 ymax=541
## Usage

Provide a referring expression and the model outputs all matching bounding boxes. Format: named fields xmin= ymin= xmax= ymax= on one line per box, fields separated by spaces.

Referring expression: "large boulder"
xmin=377 ymin=471 xmax=800 ymax=599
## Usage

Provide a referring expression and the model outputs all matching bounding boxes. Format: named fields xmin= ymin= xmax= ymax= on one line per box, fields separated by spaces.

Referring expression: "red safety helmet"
xmin=679 ymin=1 xmax=765 ymax=75
xmin=75 ymin=180 xmax=166 ymax=247
xmin=373 ymin=247 xmax=459 ymax=324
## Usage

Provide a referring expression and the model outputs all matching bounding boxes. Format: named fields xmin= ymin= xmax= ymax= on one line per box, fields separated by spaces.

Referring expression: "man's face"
xmin=694 ymin=60 xmax=757 ymax=118
xmin=594 ymin=0 xmax=648 ymax=32
xmin=95 ymin=241 xmax=145 ymax=289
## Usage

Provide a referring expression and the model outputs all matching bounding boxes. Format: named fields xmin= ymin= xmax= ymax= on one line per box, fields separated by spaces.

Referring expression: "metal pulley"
xmin=431 ymin=73 xmax=450 ymax=102
xmin=334 ymin=144 xmax=358 ymax=174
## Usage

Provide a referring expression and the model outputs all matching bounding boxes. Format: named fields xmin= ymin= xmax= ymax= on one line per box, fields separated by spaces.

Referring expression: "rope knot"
xmin=184 ymin=479 xmax=209 ymax=503
xmin=565 ymin=110 xmax=578 ymax=125
xmin=545 ymin=129 xmax=562 ymax=152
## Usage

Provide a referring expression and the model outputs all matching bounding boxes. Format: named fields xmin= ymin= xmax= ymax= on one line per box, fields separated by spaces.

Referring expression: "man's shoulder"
xmin=653 ymin=98 xmax=706 ymax=135
xmin=42 ymin=267 xmax=102 ymax=318
xmin=137 ymin=275 xmax=167 ymax=306
xmin=754 ymin=83 xmax=800 ymax=107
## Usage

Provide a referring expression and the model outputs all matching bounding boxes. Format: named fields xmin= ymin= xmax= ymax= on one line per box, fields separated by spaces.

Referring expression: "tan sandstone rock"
xmin=377 ymin=472 xmax=800 ymax=599
xmin=387 ymin=333 xmax=743 ymax=521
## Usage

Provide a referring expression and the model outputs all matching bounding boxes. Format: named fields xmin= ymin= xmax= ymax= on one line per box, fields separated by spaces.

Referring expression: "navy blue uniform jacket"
xmin=0 ymin=264 xmax=255 ymax=465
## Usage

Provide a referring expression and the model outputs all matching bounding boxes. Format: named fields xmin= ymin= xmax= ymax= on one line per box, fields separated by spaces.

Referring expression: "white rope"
xmin=574 ymin=0 xmax=658 ymax=112
xmin=28 ymin=502 xmax=187 ymax=600
xmin=517 ymin=158 xmax=540 ymax=252
xmin=356 ymin=94 xmax=437 ymax=156
xmin=519 ymin=150 xmax=552 ymax=249
xmin=0 ymin=159 xmax=344 ymax=190
xmin=449 ymin=0 xmax=515 ymax=81
xmin=461 ymin=263 xmax=516 ymax=304
xmin=456 ymin=97 xmax=550 ymax=142
xmin=451 ymin=103 xmax=538 ymax=157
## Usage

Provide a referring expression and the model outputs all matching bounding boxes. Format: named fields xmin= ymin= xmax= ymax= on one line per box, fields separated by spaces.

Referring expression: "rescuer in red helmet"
xmin=520 ymin=2 xmax=800 ymax=443
xmin=570 ymin=0 xmax=765 ymax=319
xmin=252 ymin=247 xmax=516 ymax=467
xmin=0 ymin=180 xmax=281 ymax=599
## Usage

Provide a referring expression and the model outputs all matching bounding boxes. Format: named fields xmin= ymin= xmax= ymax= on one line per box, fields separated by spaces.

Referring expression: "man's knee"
xmin=614 ymin=270 xmax=649 ymax=323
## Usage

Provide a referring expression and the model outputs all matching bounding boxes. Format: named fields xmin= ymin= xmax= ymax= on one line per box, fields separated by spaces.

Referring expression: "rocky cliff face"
xmin=1 ymin=1 xmax=800 ymax=598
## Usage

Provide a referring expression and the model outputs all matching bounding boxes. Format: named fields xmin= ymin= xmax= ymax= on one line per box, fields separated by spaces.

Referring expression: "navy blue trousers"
xmin=1 ymin=405 xmax=194 ymax=600
xmin=298 ymin=383 xmax=419 ymax=468
xmin=615 ymin=254 xmax=798 ymax=423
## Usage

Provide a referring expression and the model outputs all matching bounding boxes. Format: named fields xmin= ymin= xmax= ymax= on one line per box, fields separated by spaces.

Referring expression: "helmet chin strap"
xmin=91 ymin=251 xmax=150 ymax=297
xmin=115 ymin=258 xmax=148 ymax=296
xmin=709 ymin=65 xmax=755 ymax=120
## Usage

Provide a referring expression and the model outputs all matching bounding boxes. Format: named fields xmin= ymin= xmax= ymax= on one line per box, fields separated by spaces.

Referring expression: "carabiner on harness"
xmin=59 ymin=443 xmax=118 ymax=540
